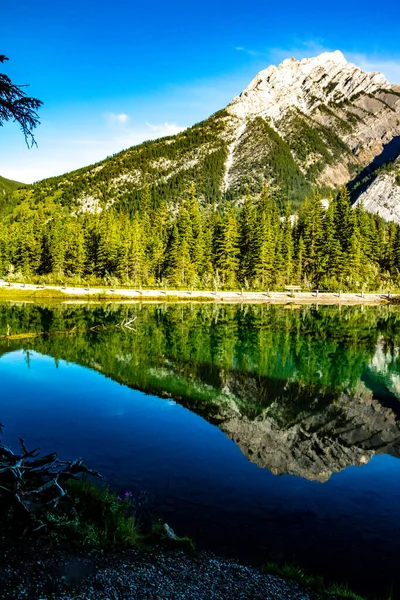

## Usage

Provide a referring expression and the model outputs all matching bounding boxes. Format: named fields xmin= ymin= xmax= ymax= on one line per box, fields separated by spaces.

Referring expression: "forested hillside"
xmin=8 ymin=110 xmax=230 ymax=216
xmin=0 ymin=174 xmax=23 ymax=195
xmin=0 ymin=184 xmax=399 ymax=291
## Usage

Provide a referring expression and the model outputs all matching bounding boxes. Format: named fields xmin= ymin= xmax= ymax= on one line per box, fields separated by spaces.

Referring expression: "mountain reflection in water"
xmin=1 ymin=302 xmax=400 ymax=481
xmin=1 ymin=302 xmax=400 ymax=597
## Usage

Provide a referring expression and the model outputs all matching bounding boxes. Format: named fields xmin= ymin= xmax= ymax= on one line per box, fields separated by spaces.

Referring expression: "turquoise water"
xmin=1 ymin=302 xmax=400 ymax=598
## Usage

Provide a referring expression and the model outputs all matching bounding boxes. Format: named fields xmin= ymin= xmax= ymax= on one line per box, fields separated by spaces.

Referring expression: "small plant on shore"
xmin=265 ymin=562 xmax=367 ymax=600
xmin=266 ymin=562 xmax=325 ymax=590
xmin=325 ymin=582 xmax=368 ymax=600
xmin=46 ymin=479 xmax=141 ymax=549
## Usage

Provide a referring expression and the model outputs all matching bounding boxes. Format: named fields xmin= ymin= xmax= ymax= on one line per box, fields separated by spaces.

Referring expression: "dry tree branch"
xmin=0 ymin=429 xmax=101 ymax=523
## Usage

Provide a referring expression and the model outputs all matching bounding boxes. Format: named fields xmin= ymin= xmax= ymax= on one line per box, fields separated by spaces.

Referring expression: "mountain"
xmin=0 ymin=174 xmax=23 ymax=195
xmin=15 ymin=50 xmax=400 ymax=215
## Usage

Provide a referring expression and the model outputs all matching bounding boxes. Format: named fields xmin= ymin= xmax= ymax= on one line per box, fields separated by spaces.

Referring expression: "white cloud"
xmin=145 ymin=121 xmax=186 ymax=136
xmin=106 ymin=112 xmax=130 ymax=124
xmin=235 ymin=46 xmax=258 ymax=56
xmin=0 ymin=120 xmax=188 ymax=183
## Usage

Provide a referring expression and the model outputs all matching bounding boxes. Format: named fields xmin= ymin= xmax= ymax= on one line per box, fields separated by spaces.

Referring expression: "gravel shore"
xmin=0 ymin=545 xmax=330 ymax=600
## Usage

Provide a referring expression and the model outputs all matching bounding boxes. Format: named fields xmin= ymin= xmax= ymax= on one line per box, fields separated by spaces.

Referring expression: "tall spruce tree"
xmin=215 ymin=204 xmax=240 ymax=288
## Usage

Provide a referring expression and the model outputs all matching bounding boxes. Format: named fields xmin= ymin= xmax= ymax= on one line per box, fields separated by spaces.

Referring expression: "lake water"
xmin=1 ymin=302 xmax=400 ymax=598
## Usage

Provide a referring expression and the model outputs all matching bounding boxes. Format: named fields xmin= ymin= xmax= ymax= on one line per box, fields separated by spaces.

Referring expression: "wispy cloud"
xmin=108 ymin=121 xmax=187 ymax=149
xmin=145 ymin=121 xmax=186 ymax=136
xmin=1 ymin=117 xmax=188 ymax=183
xmin=235 ymin=46 xmax=258 ymax=56
xmin=106 ymin=112 xmax=130 ymax=124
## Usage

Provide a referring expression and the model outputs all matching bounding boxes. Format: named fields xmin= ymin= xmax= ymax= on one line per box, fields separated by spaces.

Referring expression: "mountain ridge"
xmin=0 ymin=174 xmax=23 ymax=195
xmin=5 ymin=50 xmax=400 ymax=219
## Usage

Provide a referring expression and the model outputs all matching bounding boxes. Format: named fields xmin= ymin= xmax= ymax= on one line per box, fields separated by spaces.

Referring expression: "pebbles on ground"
xmin=0 ymin=546 xmax=328 ymax=600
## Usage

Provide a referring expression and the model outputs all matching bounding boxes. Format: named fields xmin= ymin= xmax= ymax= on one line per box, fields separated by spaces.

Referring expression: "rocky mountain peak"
xmin=228 ymin=50 xmax=391 ymax=122
xmin=13 ymin=50 xmax=400 ymax=224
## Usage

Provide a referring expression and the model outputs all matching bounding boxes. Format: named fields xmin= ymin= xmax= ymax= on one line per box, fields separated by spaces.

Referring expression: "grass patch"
xmin=0 ymin=288 xmax=67 ymax=300
xmin=45 ymin=479 xmax=141 ymax=549
xmin=325 ymin=582 xmax=369 ymax=600
xmin=266 ymin=562 xmax=325 ymax=591
xmin=42 ymin=479 xmax=195 ymax=553
xmin=0 ymin=287 xmax=218 ymax=303
xmin=265 ymin=562 xmax=368 ymax=599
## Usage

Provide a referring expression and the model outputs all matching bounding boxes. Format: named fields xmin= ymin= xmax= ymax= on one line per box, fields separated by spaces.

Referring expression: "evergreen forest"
xmin=1 ymin=183 xmax=400 ymax=291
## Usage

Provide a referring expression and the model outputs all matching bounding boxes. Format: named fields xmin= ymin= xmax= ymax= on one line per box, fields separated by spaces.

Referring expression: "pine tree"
xmin=167 ymin=224 xmax=195 ymax=286
xmin=334 ymin=185 xmax=354 ymax=253
xmin=239 ymin=188 xmax=257 ymax=284
xmin=187 ymin=184 xmax=206 ymax=282
xmin=300 ymin=192 xmax=325 ymax=285
xmin=129 ymin=218 xmax=146 ymax=285
xmin=215 ymin=205 xmax=240 ymax=288
xmin=252 ymin=187 xmax=281 ymax=288
xmin=254 ymin=211 xmax=275 ymax=288
xmin=148 ymin=202 xmax=169 ymax=283
xmin=49 ymin=217 xmax=67 ymax=277
xmin=140 ymin=183 xmax=152 ymax=237
xmin=65 ymin=218 xmax=86 ymax=277
xmin=280 ymin=204 xmax=294 ymax=284
xmin=323 ymin=200 xmax=342 ymax=286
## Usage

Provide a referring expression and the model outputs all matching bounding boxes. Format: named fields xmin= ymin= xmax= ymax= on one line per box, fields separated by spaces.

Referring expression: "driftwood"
xmin=1 ymin=317 xmax=136 ymax=341
xmin=0 ymin=424 xmax=101 ymax=522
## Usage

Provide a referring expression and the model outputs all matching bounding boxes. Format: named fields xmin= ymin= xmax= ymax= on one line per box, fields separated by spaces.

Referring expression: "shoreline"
xmin=0 ymin=542 xmax=357 ymax=600
xmin=0 ymin=281 xmax=397 ymax=305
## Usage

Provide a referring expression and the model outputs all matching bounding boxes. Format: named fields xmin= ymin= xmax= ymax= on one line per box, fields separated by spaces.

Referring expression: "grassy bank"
xmin=0 ymin=282 xmax=396 ymax=305
xmin=1 ymin=477 xmax=381 ymax=600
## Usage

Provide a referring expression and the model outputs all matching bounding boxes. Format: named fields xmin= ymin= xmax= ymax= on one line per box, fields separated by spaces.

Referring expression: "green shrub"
xmin=47 ymin=479 xmax=140 ymax=549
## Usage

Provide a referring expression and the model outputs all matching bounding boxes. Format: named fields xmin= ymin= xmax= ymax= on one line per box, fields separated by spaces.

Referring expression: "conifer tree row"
xmin=0 ymin=185 xmax=399 ymax=291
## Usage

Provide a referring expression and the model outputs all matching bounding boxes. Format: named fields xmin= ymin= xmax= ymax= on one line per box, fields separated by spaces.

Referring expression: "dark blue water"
xmin=2 ymin=348 xmax=400 ymax=598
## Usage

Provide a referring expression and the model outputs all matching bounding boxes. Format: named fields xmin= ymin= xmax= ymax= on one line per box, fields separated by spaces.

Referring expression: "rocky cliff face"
xmin=354 ymin=156 xmax=400 ymax=222
xmin=229 ymin=51 xmax=389 ymax=121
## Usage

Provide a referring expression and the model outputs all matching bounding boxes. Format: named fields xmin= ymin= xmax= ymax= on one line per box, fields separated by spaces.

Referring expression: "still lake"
xmin=1 ymin=302 xmax=400 ymax=598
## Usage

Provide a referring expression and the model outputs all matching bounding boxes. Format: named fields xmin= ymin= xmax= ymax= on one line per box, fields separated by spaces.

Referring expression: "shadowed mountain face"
xmin=1 ymin=302 xmax=400 ymax=482
xmin=6 ymin=51 xmax=400 ymax=214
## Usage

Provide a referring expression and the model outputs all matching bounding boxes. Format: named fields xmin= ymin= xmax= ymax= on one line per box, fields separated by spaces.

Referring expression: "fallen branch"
xmin=1 ymin=319 xmax=137 ymax=341
xmin=0 ymin=429 xmax=101 ymax=523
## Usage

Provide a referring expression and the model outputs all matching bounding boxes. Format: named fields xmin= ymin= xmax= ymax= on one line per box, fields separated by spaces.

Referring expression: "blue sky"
xmin=1 ymin=0 xmax=400 ymax=183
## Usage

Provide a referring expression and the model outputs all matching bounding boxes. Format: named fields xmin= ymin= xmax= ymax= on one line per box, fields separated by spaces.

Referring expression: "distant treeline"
xmin=0 ymin=184 xmax=399 ymax=291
